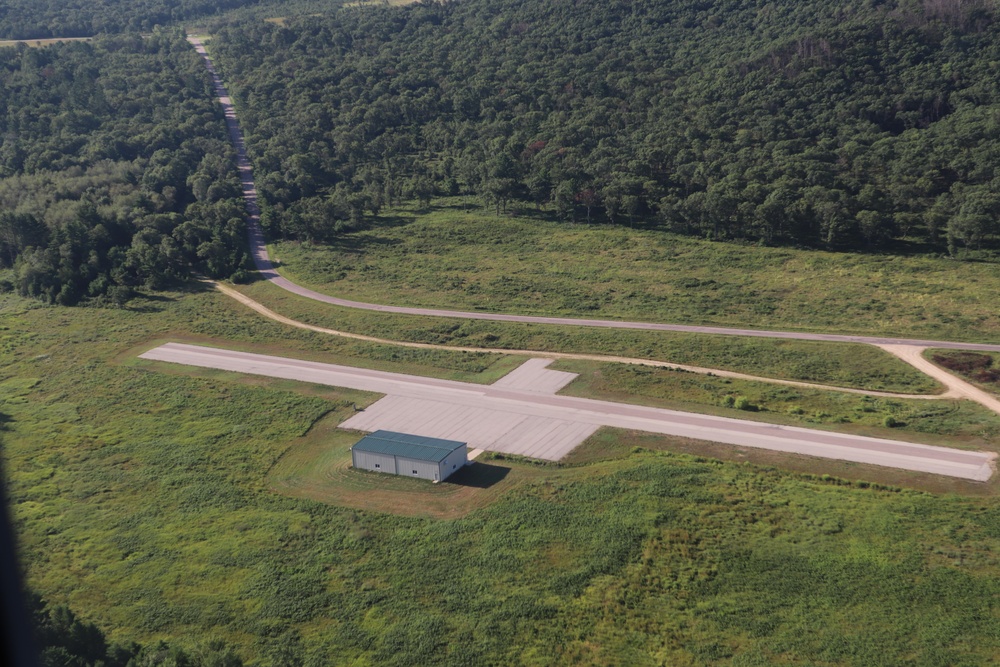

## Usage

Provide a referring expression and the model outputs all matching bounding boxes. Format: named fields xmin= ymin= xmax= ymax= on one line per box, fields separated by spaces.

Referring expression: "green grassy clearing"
xmin=6 ymin=288 xmax=1000 ymax=663
xmin=340 ymin=0 xmax=417 ymax=8
xmin=561 ymin=429 xmax=993 ymax=498
xmin=234 ymin=278 xmax=944 ymax=394
xmin=269 ymin=200 xmax=1000 ymax=342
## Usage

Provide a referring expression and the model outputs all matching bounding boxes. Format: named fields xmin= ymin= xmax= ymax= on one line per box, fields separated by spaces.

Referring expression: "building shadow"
xmin=443 ymin=461 xmax=511 ymax=489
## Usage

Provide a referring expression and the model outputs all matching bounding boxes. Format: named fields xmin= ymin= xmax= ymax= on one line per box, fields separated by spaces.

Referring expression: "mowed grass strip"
xmin=562 ymin=429 xmax=996 ymax=497
xmin=269 ymin=200 xmax=1000 ymax=342
xmin=234 ymin=279 xmax=943 ymax=394
xmin=112 ymin=283 xmax=522 ymax=385
xmin=267 ymin=413 xmax=546 ymax=519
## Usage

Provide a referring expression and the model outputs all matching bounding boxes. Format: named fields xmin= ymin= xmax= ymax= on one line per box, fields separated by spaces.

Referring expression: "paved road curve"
xmin=141 ymin=343 xmax=995 ymax=480
xmin=188 ymin=35 xmax=1000 ymax=353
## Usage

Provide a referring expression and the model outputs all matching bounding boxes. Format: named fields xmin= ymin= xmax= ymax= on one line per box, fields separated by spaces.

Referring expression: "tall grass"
xmin=270 ymin=201 xmax=1000 ymax=342
xmin=4 ymin=289 xmax=1000 ymax=664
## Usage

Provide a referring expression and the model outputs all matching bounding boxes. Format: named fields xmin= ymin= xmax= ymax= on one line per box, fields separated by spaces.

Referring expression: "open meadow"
xmin=4 ymin=282 xmax=1000 ymax=663
xmin=269 ymin=201 xmax=1000 ymax=343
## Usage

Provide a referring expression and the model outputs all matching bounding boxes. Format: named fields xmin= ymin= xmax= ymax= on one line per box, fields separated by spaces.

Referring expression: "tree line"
xmin=0 ymin=29 xmax=248 ymax=305
xmin=0 ymin=1 xmax=264 ymax=40
xmin=206 ymin=0 xmax=1000 ymax=254
xmin=0 ymin=1 xmax=353 ymax=41
xmin=27 ymin=590 xmax=245 ymax=666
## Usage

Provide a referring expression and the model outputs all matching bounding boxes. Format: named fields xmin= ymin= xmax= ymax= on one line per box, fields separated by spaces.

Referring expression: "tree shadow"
xmin=0 ymin=412 xmax=12 ymax=431
xmin=442 ymin=461 xmax=511 ymax=489
xmin=361 ymin=213 xmax=417 ymax=232
xmin=138 ymin=291 xmax=180 ymax=301
xmin=241 ymin=270 xmax=270 ymax=285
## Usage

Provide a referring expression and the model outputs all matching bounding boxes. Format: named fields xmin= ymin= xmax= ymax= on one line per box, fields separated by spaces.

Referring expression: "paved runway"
xmin=140 ymin=343 xmax=996 ymax=480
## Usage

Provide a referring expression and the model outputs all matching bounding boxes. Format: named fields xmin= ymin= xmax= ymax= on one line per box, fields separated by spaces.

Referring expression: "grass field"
xmin=269 ymin=200 xmax=1000 ymax=343
xmin=234 ymin=279 xmax=944 ymax=395
xmin=6 ymin=286 xmax=1000 ymax=664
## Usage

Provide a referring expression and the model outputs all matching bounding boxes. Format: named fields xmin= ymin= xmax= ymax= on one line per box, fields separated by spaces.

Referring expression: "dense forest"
xmin=207 ymin=0 xmax=1000 ymax=253
xmin=0 ymin=29 xmax=248 ymax=305
xmin=0 ymin=1 xmax=262 ymax=39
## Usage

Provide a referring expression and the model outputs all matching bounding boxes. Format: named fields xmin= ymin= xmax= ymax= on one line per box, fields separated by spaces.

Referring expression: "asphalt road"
xmin=188 ymin=35 xmax=1000 ymax=353
xmin=141 ymin=343 xmax=996 ymax=480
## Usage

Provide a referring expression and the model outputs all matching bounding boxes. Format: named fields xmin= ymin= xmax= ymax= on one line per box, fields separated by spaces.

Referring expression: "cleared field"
xmin=9 ymin=287 xmax=1000 ymax=664
xmin=553 ymin=359 xmax=1000 ymax=456
xmin=0 ymin=37 xmax=93 ymax=47
xmin=269 ymin=202 xmax=1000 ymax=342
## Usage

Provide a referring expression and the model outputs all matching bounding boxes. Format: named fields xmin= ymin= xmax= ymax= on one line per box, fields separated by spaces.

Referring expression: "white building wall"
xmin=395 ymin=456 xmax=441 ymax=481
xmin=438 ymin=445 xmax=468 ymax=481
xmin=352 ymin=449 xmax=397 ymax=474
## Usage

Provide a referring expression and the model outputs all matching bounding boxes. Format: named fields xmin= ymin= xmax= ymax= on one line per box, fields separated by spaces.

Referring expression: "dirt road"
xmin=878 ymin=345 xmax=1000 ymax=415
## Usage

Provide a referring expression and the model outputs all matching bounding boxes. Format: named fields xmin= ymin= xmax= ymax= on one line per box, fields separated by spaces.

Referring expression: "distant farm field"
xmin=0 ymin=36 xmax=92 ymax=47
xmin=269 ymin=200 xmax=1000 ymax=342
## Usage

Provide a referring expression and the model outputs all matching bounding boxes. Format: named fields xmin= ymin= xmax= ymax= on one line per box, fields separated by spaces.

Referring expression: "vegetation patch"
xmin=209 ymin=0 xmax=1000 ymax=254
xmin=7 ymin=289 xmax=1000 ymax=664
xmin=234 ymin=278 xmax=944 ymax=395
xmin=266 ymin=205 xmax=1000 ymax=342
xmin=930 ymin=349 xmax=1000 ymax=395
xmin=0 ymin=29 xmax=248 ymax=305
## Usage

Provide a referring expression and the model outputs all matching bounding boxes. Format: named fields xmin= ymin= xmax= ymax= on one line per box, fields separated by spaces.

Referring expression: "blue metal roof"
xmin=352 ymin=430 xmax=466 ymax=463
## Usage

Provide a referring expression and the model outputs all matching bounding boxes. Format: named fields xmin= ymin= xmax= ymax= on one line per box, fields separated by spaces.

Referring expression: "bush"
xmin=230 ymin=268 xmax=251 ymax=284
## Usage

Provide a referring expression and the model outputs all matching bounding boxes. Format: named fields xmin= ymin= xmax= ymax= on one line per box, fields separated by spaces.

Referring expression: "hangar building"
xmin=350 ymin=430 xmax=468 ymax=482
